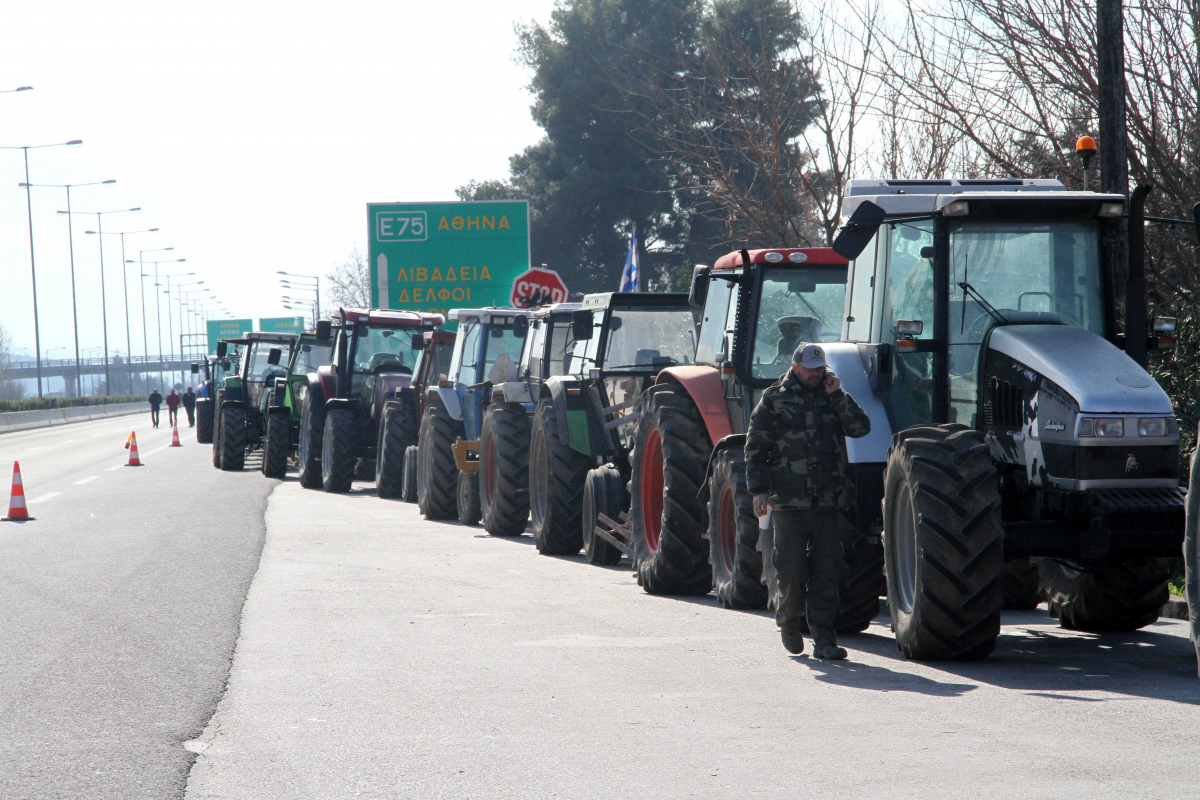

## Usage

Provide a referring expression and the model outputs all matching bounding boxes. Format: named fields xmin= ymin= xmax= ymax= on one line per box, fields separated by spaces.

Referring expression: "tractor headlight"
xmin=1137 ymin=418 xmax=1167 ymax=437
xmin=1094 ymin=418 xmax=1125 ymax=437
xmin=943 ymin=200 xmax=970 ymax=217
xmin=1098 ymin=202 xmax=1125 ymax=218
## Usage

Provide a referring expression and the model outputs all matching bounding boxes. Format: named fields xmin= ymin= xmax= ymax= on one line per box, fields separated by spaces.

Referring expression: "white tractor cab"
xmin=824 ymin=177 xmax=1185 ymax=660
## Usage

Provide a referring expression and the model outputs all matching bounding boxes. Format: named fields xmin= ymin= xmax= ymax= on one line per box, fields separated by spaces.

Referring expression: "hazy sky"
xmin=0 ymin=0 xmax=557 ymax=361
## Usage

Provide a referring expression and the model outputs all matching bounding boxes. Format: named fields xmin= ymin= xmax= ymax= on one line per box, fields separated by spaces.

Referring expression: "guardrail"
xmin=0 ymin=401 xmax=146 ymax=435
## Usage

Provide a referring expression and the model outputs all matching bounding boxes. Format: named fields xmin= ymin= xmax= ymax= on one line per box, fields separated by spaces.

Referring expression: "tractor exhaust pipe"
xmin=1126 ymin=184 xmax=1153 ymax=368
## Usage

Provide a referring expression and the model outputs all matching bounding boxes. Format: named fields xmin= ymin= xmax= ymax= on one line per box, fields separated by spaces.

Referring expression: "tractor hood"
xmin=987 ymin=324 xmax=1172 ymax=415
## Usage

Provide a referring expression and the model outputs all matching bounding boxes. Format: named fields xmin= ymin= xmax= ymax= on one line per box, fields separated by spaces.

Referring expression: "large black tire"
xmin=376 ymin=395 xmax=418 ymax=499
xmin=417 ymin=395 xmax=461 ymax=520
xmin=582 ymin=466 xmax=625 ymax=566
xmin=219 ymin=405 xmax=247 ymax=471
xmin=211 ymin=390 xmax=224 ymax=469
xmin=480 ymin=401 xmax=531 ymax=537
xmin=756 ymin=509 xmax=886 ymax=633
xmin=261 ymin=410 xmax=290 ymax=478
xmin=883 ymin=424 xmax=1004 ymax=660
xmin=707 ymin=448 xmax=766 ymax=609
xmin=195 ymin=398 xmax=214 ymax=444
xmin=1039 ymin=558 xmax=1170 ymax=631
xmin=321 ymin=408 xmax=357 ymax=493
xmin=1187 ymin=445 xmax=1200 ymax=676
xmin=402 ymin=445 xmax=419 ymax=503
xmin=628 ymin=386 xmax=712 ymax=595
xmin=458 ymin=472 xmax=482 ymax=526
xmin=1003 ymin=557 xmax=1042 ymax=610
xmin=297 ymin=388 xmax=326 ymax=490
xmin=529 ymin=399 xmax=589 ymax=555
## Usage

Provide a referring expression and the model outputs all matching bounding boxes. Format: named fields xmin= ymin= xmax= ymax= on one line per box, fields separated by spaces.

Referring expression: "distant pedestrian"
xmin=182 ymin=386 xmax=197 ymax=427
xmin=166 ymin=388 xmax=181 ymax=427
xmin=148 ymin=389 xmax=163 ymax=428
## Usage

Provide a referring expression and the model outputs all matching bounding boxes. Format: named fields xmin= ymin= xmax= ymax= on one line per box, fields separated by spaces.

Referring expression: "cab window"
xmin=695 ymin=278 xmax=733 ymax=363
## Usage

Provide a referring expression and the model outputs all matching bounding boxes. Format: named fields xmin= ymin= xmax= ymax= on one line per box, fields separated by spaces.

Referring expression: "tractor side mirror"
xmin=267 ymin=348 xmax=282 ymax=366
xmin=571 ymin=309 xmax=593 ymax=341
xmin=190 ymin=363 xmax=199 ymax=374
xmin=513 ymin=316 xmax=529 ymax=338
xmin=315 ymin=320 xmax=332 ymax=341
xmin=688 ymin=265 xmax=711 ymax=308
xmin=920 ymin=246 xmax=936 ymax=260
xmin=411 ymin=333 xmax=426 ymax=351
xmin=216 ymin=341 xmax=227 ymax=357
xmin=832 ymin=200 xmax=886 ymax=261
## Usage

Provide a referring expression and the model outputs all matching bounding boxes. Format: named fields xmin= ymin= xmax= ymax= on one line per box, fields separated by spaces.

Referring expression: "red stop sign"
xmin=510 ymin=267 xmax=569 ymax=308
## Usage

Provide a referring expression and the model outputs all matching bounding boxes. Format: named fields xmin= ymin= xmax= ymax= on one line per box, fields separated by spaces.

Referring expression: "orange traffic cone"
xmin=2 ymin=461 xmax=33 ymax=521
xmin=126 ymin=432 xmax=143 ymax=467
xmin=170 ymin=423 xmax=182 ymax=447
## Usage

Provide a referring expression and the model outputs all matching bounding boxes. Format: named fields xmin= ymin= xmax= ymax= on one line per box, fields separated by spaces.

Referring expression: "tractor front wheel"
xmin=457 ymin=472 xmax=482 ymax=526
xmin=195 ymin=398 xmax=214 ymax=444
xmin=377 ymin=394 xmax=418 ymax=499
xmin=219 ymin=406 xmax=246 ymax=472
xmin=582 ymin=465 xmax=626 ymax=566
xmin=261 ymin=410 xmax=290 ymax=478
xmin=1040 ymin=558 xmax=1169 ymax=631
xmin=529 ymin=399 xmax=588 ymax=555
xmin=1003 ymin=558 xmax=1042 ymax=610
xmin=480 ymin=401 xmax=531 ymax=537
xmin=321 ymin=408 xmax=357 ymax=493
xmin=211 ymin=390 xmax=224 ymax=469
xmin=417 ymin=396 xmax=461 ymax=520
xmin=401 ymin=445 xmax=419 ymax=503
xmin=707 ymin=448 xmax=766 ymax=609
xmin=297 ymin=389 xmax=325 ymax=490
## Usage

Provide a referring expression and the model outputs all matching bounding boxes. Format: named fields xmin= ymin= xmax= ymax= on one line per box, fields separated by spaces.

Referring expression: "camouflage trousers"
xmin=773 ymin=507 xmax=845 ymax=647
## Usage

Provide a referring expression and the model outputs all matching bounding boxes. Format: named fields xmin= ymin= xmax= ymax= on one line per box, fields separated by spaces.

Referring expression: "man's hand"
xmin=823 ymin=369 xmax=841 ymax=394
xmin=753 ymin=493 xmax=771 ymax=517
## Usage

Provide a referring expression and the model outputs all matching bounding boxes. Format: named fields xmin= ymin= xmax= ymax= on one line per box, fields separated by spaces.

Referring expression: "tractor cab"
xmin=442 ymin=308 xmax=532 ymax=443
xmin=321 ymin=308 xmax=444 ymax=407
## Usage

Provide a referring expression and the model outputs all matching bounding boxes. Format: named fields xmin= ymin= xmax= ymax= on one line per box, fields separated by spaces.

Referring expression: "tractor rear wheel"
xmin=196 ymin=398 xmax=214 ymax=444
xmin=707 ymin=448 xmax=766 ymax=609
xmin=582 ymin=465 xmax=625 ymax=566
xmin=1003 ymin=557 xmax=1042 ymax=610
xmin=417 ymin=395 xmax=460 ymax=520
xmin=297 ymin=388 xmax=325 ymax=490
xmin=457 ymin=472 xmax=482 ymax=526
xmin=401 ymin=445 xmax=419 ymax=503
xmin=219 ymin=406 xmax=246 ymax=471
xmin=529 ymin=399 xmax=588 ymax=555
xmin=883 ymin=424 xmax=1004 ymax=660
xmin=629 ymin=386 xmax=712 ymax=595
xmin=377 ymin=394 xmax=418 ymax=499
xmin=321 ymin=408 xmax=357 ymax=493
xmin=261 ymin=410 xmax=290 ymax=478
xmin=480 ymin=401 xmax=530 ymax=537
xmin=1039 ymin=557 xmax=1169 ymax=631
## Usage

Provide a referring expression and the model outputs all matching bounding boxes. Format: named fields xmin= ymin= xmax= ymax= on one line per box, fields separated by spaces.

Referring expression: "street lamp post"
xmin=133 ymin=250 xmax=180 ymax=388
xmin=157 ymin=270 xmax=194 ymax=389
xmin=1 ymin=138 xmax=84 ymax=396
xmin=278 ymin=272 xmax=320 ymax=320
xmin=169 ymin=281 xmax=204 ymax=386
xmin=71 ymin=207 xmax=140 ymax=395
xmin=88 ymin=228 xmax=158 ymax=394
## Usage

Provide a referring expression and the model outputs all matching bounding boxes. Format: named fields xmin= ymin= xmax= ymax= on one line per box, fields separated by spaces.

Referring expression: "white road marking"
xmin=107 ymin=464 xmax=127 ymax=471
xmin=27 ymin=492 xmax=61 ymax=504
xmin=24 ymin=446 xmax=44 ymax=453
xmin=142 ymin=444 xmax=174 ymax=457
xmin=73 ymin=476 xmax=99 ymax=485
xmin=61 ymin=439 xmax=76 ymax=444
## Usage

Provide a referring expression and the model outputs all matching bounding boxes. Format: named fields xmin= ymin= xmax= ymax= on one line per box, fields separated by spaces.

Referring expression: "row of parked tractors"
xmin=193 ymin=178 xmax=1200 ymax=664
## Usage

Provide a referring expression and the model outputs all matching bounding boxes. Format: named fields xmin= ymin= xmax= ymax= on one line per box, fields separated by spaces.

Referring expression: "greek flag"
xmin=619 ymin=223 xmax=639 ymax=292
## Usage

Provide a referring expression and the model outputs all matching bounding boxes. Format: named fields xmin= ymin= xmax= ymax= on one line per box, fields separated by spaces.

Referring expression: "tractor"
xmin=521 ymin=292 xmax=698 ymax=560
xmin=257 ymin=330 xmax=335 ymax=479
xmin=296 ymin=308 xmax=445 ymax=493
xmin=476 ymin=302 xmax=582 ymax=537
xmin=191 ymin=349 xmax=238 ymax=444
xmin=628 ymin=252 xmax=883 ymax=634
xmin=416 ymin=308 xmax=531 ymax=523
xmin=212 ymin=333 xmax=299 ymax=471
xmin=817 ymin=177 xmax=1186 ymax=660
xmin=396 ymin=327 xmax=457 ymax=502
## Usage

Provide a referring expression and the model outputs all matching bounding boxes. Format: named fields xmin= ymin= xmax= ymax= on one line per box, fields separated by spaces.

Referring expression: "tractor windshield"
xmin=483 ymin=326 xmax=525 ymax=383
xmin=751 ymin=267 xmax=847 ymax=379
xmin=293 ymin=339 xmax=333 ymax=376
xmin=353 ymin=327 xmax=418 ymax=375
xmin=601 ymin=307 xmax=697 ymax=370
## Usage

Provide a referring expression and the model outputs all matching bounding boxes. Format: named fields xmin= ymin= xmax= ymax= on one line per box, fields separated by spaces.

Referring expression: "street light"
xmin=278 ymin=271 xmax=320 ymax=320
xmin=156 ymin=270 xmax=194 ymax=389
xmin=88 ymin=227 xmax=157 ymax=394
xmin=69 ymin=206 xmax=140 ymax=395
xmin=1 ymin=86 xmax=33 ymax=94
xmin=137 ymin=257 xmax=185 ymax=387
xmin=0 ymin=138 xmax=83 ymax=396
xmin=167 ymin=280 xmax=204 ymax=386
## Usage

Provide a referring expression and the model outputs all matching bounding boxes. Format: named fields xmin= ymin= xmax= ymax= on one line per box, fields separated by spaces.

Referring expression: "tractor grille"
xmin=986 ymin=377 xmax=1024 ymax=428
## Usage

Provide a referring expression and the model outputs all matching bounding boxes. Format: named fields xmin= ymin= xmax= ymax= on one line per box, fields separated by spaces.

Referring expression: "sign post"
xmin=368 ymin=200 xmax=529 ymax=326
xmin=259 ymin=316 xmax=306 ymax=334
xmin=206 ymin=319 xmax=253 ymax=354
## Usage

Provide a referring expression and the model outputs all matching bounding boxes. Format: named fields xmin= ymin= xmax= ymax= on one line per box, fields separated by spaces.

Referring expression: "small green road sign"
xmin=368 ymin=200 xmax=529 ymax=324
xmin=207 ymin=319 xmax=253 ymax=353
xmin=259 ymin=316 xmax=305 ymax=333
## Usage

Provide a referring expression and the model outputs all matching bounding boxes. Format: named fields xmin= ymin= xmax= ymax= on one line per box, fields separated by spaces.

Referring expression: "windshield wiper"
xmin=958 ymin=253 xmax=1007 ymax=333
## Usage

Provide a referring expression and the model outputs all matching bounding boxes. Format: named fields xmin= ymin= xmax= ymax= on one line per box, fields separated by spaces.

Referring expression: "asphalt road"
xmin=185 ymin=477 xmax=1200 ymax=800
xmin=0 ymin=416 xmax=274 ymax=800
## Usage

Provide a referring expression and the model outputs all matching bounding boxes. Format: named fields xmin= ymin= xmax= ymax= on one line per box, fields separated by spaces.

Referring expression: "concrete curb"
xmin=0 ymin=402 xmax=146 ymax=435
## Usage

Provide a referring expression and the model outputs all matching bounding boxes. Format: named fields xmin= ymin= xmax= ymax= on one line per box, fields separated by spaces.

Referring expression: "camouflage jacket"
xmin=745 ymin=369 xmax=871 ymax=509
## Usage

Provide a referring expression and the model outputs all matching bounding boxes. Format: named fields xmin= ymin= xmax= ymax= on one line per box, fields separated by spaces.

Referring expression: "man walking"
xmin=148 ymin=388 xmax=163 ymax=428
xmin=165 ymin=388 xmax=181 ymax=427
xmin=182 ymin=386 xmax=197 ymax=427
xmin=745 ymin=343 xmax=871 ymax=660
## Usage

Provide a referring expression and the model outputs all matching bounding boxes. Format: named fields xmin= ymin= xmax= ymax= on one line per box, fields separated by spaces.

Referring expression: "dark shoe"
xmin=781 ymin=629 xmax=805 ymax=655
xmin=813 ymin=644 xmax=847 ymax=660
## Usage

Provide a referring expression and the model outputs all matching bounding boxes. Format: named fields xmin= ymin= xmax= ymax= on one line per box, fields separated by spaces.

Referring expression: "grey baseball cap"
xmin=793 ymin=343 xmax=828 ymax=369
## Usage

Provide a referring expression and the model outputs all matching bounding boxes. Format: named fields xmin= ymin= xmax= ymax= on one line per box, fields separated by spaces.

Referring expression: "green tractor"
xmin=212 ymin=332 xmax=299 ymax=471
xmin=191 ymin=349 xmax=238 ymax=445
xmin=258 ymin=330 xmax=335 ymax=478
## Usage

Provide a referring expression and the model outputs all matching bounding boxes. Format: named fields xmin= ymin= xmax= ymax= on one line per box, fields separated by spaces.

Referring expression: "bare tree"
xmin=0 ymin=325 xmax=28 ymax=401
xmin=325 ymin=245 xmax=372 ymax=311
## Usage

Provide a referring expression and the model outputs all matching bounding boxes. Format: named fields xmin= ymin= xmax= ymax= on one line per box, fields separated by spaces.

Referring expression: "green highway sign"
xmin=207 ymin=319 xmax=253 ymax=353
xmin=368 ymin=200 xmax=529 ymax=323
xmin=259 ymin=316 xmax=306 ymax=333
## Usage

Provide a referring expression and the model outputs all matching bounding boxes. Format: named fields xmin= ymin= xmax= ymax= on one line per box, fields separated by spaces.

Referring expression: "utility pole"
xmin=1097 ymin=0 xmax=1130 ymax=287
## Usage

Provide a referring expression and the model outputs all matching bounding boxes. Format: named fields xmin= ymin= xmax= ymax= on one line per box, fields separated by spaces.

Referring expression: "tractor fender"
xmin=654 ymin=365 xmax=729 ymax=447
xmin=543 ymin=376 xmax=575 ymax=446
xmin=375 ymin=375 xmax=413 ymax=427
xmin=491 ymin=381 xmax=533 ymax=405
xmin=220 ymin=398 xmax=246 ymax=411
xmin=544 ymin=375 xmax=608 ymax=457
xmin=266 ymin=376 xmax=288 ymax=412
xmin=699 ymin=433 xmax=748 ymax=499
xmin=315 ymin=365 xmax=336 ymax=402
xmin=821 ymin=343 xmax=892 ymax=464
xmin=426 ymin=385 xmax=464 ymax=421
